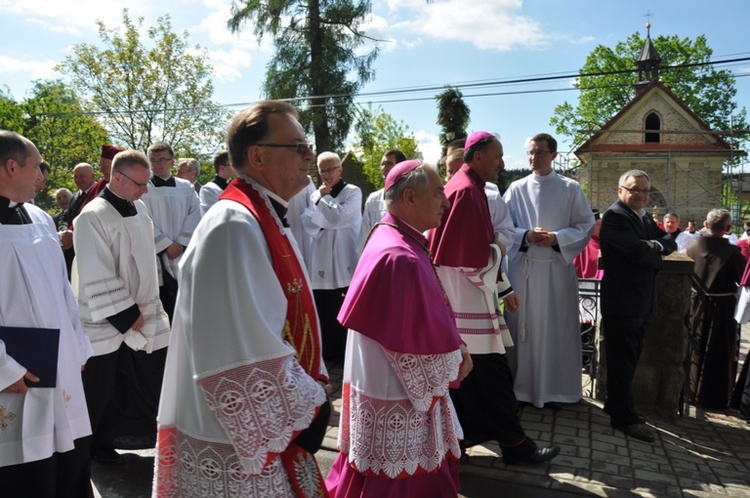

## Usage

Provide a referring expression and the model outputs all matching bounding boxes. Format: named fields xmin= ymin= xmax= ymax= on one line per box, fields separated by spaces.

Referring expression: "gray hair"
xmin=619 ymin=169 xmax=650 ymax=186
xmin=317 ymin=151 xmax=341 ymax=168
xmin=706 ymin=208 xmax=731 ymax=232
xmin=54 ymin=187 xmax=73 ymax=200
xmin=177 ymin=158 xmax=201 ymax=175
xmin=663 ymin=212 xmax=679 ymax=221
xmin=384 ymin=163 xmax=435 ymax=207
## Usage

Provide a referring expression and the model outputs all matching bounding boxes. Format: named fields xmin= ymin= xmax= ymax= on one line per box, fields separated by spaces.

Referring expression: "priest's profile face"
xmin=410 ymin=168 xmax=450 ymax=232
xmin=17 ymin=142 xmax=44 ymax=202
xmin=476 ymin=138 xmax=504 ymax=182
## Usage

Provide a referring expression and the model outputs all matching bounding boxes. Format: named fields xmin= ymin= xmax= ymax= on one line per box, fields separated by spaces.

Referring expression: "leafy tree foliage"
xmin=0 ymin=81 xmax=109 ymax=211
xmin=435 ymin=86 xmax=470 ymax=157
xmin=352 ymin=104 xmax=418 ymax=189
xmin=228 ymin=0 xmax=378 ymax=153
xmin=57 ymin=9 xmax=227 ymax=157
xmin=551 ymin=33 xmax=749 ymax=151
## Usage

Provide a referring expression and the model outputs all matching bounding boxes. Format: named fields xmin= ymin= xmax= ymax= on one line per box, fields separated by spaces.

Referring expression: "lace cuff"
xmin=197 ymin=353 xmax=326 ymax=476
xmin=382 ymin=348 xmax=462 ymax=411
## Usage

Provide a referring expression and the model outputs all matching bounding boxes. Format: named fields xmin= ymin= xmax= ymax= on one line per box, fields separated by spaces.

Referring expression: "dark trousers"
xmin=0 ymin=436 xmax=93 ymax=498
xmin=313 ymin=288 xmax=348 ymax=363
xmin=450 ymin=353 xmax=527 ymax=448
xmin=159 ymin=270 xmax=178 ymax=324
xmin=603 ymin=314 xmax=649 ymax=427
xmin=83 ymin=345 xmax=167 ymax=451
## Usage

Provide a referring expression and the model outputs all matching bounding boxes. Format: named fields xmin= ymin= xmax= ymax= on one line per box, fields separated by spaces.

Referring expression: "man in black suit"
xmin=600 ymin=169 xmax=677 ymax=442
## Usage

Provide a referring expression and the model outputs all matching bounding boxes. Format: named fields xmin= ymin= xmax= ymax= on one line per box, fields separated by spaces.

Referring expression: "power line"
xmin=29 ymin=57 xmax=750 ymax=118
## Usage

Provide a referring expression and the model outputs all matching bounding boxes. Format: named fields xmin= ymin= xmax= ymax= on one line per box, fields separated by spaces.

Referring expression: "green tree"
xmin=228 ymin=0 xmax=378 ymax=153
xmin=0 ymin=87 xmax=26 ymax=132
xmin=435 ymin=86 xmax=470 ymax=158
xmin=352 ymin=104 xmax=418 ymax=189
xmin=0 ymin=81 xmax=109 ymax=211
xmin=57 ymin=9 xmax=227 ymax=156
xmin=551 ymin=33 xmax=749 ymax=151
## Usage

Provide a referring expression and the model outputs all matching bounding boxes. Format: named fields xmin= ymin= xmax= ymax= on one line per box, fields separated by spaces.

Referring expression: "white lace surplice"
xmin=339 ymin=332 xmax=463 ymax=479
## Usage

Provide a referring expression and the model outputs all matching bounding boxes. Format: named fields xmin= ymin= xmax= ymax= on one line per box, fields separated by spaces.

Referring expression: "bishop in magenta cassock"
xmin=326 ymin=160 xmax=471 ymax=497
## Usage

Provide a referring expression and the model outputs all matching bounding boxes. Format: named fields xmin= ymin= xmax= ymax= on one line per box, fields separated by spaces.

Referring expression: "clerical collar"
xmin=102 ymin=187 xmax=138 ymax=217
xmin=240 ymin=176 xmax=290 ymax=227
xmin=330 ymin=179 xmax=346 ymax=198
xmin=0 ymin=195 xmax=32 ymax=225
xmin=151 ymin=175 xmax=176 ymax=187
xmin=211 ymin=175 xmax=229 ymax=190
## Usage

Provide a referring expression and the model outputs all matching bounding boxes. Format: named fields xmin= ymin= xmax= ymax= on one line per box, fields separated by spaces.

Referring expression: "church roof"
xmin=574 ymin=80 xmax=736 ymax=157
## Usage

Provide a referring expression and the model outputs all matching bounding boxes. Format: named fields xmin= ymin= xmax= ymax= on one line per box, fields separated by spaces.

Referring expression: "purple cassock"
xmin=325 ymin=212 xmax=465 ymax=497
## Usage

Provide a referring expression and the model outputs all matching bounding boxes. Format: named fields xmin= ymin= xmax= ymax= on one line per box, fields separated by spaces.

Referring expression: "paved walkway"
xmin=321 ymin=325 xmax=750 ymax=498
xmin=93 ymin=327 xmax=750 ymax=497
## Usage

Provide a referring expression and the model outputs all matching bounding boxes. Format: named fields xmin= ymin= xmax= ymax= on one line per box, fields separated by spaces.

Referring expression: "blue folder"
xmin=0 ymin=326 xmax=60 ymax=388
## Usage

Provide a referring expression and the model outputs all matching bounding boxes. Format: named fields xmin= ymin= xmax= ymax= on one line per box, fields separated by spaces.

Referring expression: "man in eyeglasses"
xmin=356 ymin=149 xmax=406 ymax=253
xmin=503 ymin=133 xmax=595 ymax=411
xmin=140 ymin=141 xmax=201 ymax=322
xmin=154 ymin=101 xmax=330 ymax=497
xmin=600 ymin=169 xmax=676 ymax=442
xmin=427 ymin=131 xmax=559 ymax=466
xmin=72 ymin=150 xmax=170 ymax=465
xmin=301 ymin=151 xmax=362 ymax=363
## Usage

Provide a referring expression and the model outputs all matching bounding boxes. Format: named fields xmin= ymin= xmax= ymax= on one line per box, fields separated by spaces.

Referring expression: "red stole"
xmin=220 ymin=179 xmax=323 ymax=381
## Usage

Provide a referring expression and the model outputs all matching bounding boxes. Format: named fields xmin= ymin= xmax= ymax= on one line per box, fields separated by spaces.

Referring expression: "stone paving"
xmin=321 ymin=325 xmax=750 ymax=498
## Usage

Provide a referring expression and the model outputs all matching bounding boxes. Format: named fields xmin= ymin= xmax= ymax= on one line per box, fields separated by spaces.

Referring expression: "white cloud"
xmin=205 ymin=48 xmax=253 ymax=82
xmin=413 ymin=129 xmax=441 ymax=165
xmin=0 ymin=55 xmax=58 ymax=80
xmin=385 ymin=0 xmax=555 ymax=52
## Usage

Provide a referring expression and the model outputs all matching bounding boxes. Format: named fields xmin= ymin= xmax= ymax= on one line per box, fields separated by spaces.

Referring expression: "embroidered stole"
xmin=220 ymin=179 xmax=322 ymax=380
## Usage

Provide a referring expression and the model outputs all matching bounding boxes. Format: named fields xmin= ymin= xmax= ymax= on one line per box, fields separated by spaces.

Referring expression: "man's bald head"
xmin=73 ymin=163 xmax=96 ymax=191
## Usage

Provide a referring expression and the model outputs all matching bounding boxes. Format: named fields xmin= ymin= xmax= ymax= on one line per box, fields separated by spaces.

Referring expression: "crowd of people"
xmin=2 ymin=100 xmax=750 ymax=497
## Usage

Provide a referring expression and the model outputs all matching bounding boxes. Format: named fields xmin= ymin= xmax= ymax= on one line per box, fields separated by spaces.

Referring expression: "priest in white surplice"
xmin=301 ymin=152 xmax=362 ymax=362
xmin=0 ymin=131 xmax=94 ymax=498
xmin=356 ymin=149 xmax=405 ymax=254
xmin=503 ymin=133 xmax=594 ymax=409
xmin=141 ymin=141 xmax=201 ymax=321
xmin=72 ymin=149 xmax=170 ymax=465
xmin=198 ymin=149 xmax=235 ymax=216
xmin=154 ymin=101 xmax=330 ymax=498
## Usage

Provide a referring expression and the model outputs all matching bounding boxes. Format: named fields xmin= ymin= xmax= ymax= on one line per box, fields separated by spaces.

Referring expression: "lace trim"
xmin=382 ymin=349 xmax=462 ymax=412
xmin=196 ymin=354 xmax=325 ymax=476
xmin=154 ymin=427 xmax=295 ymax=498
xmin=238 ymin=175 xmax=286 ymax=237
xmin=338 ymin=384 xmax=462 ymax=479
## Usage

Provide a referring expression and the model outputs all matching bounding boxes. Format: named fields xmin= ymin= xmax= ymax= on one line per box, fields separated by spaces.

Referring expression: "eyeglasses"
xmin=619 ymin=185 xmax=651 ymax=195
xmin=526 ymin=149 xmax=551 ymax=156
xmin=318 ymin=166 xmax=341 ymax=175
xmin=118 ymin=170 xmax=149 ymax=188
xmin=149 ymin=157 xmax=173 ymax=164
xmin=256 ymin=143 xmax=314 ymax=156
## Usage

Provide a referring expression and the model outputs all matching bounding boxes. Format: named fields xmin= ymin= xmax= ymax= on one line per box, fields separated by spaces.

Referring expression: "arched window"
xmin=645 ymin=112 xmax=661 ymax=143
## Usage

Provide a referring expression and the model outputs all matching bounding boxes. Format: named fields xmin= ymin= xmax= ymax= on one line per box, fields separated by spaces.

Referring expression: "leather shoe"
xmin=503 ymin=445 xmax=560 ymax=465
xmin=92 ymin=448 xmax=125 ymax=465
xmin=615 ymin=423 xmax=655 ymax=443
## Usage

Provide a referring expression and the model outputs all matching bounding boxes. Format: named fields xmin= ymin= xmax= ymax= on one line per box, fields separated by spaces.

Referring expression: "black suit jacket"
xmin=600 ymin=199 xmax=677 ymax=317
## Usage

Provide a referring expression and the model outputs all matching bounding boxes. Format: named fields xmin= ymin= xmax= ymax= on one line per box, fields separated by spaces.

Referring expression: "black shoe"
xmin=503 ymin=445 xmax=560 ymax=465
xmin=613 ymin=423 xmax=655 ymax=443
xmin=544 ymin=402 xmax=563 ymax=411
xmin=92 ymin=448 xmax=125 ymax=465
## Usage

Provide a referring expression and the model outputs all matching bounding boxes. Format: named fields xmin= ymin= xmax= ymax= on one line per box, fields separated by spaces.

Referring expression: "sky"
xmin=2 ymin=0 xmax=750 ymax=170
